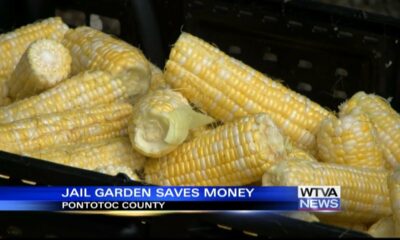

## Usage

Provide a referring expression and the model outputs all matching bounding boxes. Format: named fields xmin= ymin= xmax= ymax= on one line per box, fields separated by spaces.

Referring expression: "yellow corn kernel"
xmin=145 ymin=113 xmax=285 ymax=186
xmin=7 ymin=39 xmax=71 ymax=100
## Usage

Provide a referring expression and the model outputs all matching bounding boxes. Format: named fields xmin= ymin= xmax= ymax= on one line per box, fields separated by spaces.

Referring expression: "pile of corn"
xmin=0 ymin=17 xmax=399 ymax=237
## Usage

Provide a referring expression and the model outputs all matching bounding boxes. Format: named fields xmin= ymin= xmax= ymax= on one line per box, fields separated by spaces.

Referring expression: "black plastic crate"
xmin=182 ymin=0 xmax=400 ymax=111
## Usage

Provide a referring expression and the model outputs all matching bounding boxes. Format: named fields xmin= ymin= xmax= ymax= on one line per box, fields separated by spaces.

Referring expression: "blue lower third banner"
xmin=0 ymin=186 xmax=341 ymax=211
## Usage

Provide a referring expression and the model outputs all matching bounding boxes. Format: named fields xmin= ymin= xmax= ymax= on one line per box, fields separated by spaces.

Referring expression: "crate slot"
xmin=262 ymin=15 xmax=278 ymax=23
xmin=333 ymin=90 xmax=347 ymax=99
xmin=193 ymin=0 xmax=204 ymax=6
xmin=21 ymin=179 xmax=37 ymax=185
xmin=337 ymin=31 xmax=353 ymax=38
xmin=243 ymin=230 xmax=258 ymax=237
xmin=228 ymin=45 xmax=241 ymax=55
xmin=239 ymin=10 xmax=253 ymax=16
xmin=217 ymin=224 xmax=232 ymax=230
xmin=363 ymin=36 xmax=379 ymax=43
xmin=90 ymin=14 xmax=102 ymax=31
xmin=213 ymin=5 xmax=229 ymax=13
xmin=312 ymin=25 xmax=327 ymax=33
xmin=298 ymin=59 xmax=312 ymax=69
xmin=263 ymin=52 xmax=277 ymax=62
xmin=89 ymin=14 xmax=121 ymax=36
xmin=335 ymin=68 xmax=348 ymax=77
xmin=0 ymin=174 xmax=10 ymax=179
xmin=55 ymin=9 xmax=86 ymax=27
xmin=297 ymin=82 xmax=312 ymax=92
xmin=288 ymin=20 xmax=303 ymax=28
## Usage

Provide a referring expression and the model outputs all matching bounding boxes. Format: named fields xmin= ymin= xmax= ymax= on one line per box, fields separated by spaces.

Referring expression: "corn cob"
xmin=149 ymin=63 xmax=168 ymax=91
xmin=0 ymin=103 xmax=132 ymax=153
xmin=0 ymin=70 xmax=143 ymax=124
xmin=145 ymin=113 xmax=285 ymax=186
xmin=368 ymin=216 xmax=396 ymax=238
xmin=317 ymin=108 xmax=384 ymax=169
xmin=0 ymin=17 xmax=68 ymax=78
xmin=164 ymin=32 xmax=333 ymax=152
xmin=339 ymin=91 xmax=400 ymax=169
xmin=62 ymin=26 xmax=151 ymax=100
xmin=263 ymin=160 xmax=390 ymax=224
xmin=129 ymin=89 xmax=214 ymax=158
xmin=388 ymin=168 xmax=400 ymax=236
xmin=7 ymin=39 xmax=72 ymax=100
xmin=27 ymin=137 xmax=144 ymax=181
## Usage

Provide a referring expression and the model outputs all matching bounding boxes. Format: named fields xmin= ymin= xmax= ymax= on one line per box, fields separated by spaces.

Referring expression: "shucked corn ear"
xmin=128 ymin=89 xmax=214 ymax=158
xmin=0 ymin=70 xmax=141 ymax=124
xmin=317 ymin=108 xmax=384 ymax=169
xmin=7 ymin=39 xmax=72 ymax=101
xmin=0 ymin=102 xmax=132 ymax=153
xmin=0 ymin=17 xmax=68 ymax=78
xmin=145 ymin=113 xmax=285 ymax=186
xmin=27 ymin=137 xmax=144 ymax=181
xmin=340 ymin=91 xmax=400 ymax=169
xmin=62 ymin=26 xmax=151 ymax=101
xmin=164 ymin=32 xmax=333 ymax=151
xmin=388 ymin=168 xmax=400 ymax=236
xmin=368 ymin=216 xmax=396 ymax=238
xmin=263 ymin=160 xmax=390 ymax=224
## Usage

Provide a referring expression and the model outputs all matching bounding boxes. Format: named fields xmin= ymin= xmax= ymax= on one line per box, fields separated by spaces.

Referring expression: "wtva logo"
xmin=298 ymin=186 xmax=341 ymax=211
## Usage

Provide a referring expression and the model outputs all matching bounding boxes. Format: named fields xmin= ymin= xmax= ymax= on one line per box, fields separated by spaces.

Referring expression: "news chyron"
xmin=298 ymin=186 xmax=341 ymax=212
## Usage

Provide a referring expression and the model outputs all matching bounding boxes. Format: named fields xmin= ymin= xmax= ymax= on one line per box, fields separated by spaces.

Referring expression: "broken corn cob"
xmin=27 ymin=137 xmax=144 ymax=181
xmin=129 ymin=89 xmax=214 ymax=158
xmin=164 ymin=32 xmax=333 ymax=152
xmin=0 ymin=17 xmax=68 ymax=78
xmin=0 ymin=103 xmax=132 ymax=153
xmin=340 ymin=91 xmax=400 ymax=169
xmin=62 ymin=26 xmax=151 ymax=100
xmin=263 ymin=160 xmax=391 ymax=224
xmin=388 ymin=168 xmax=400 ymax=236
xmin=0 ymin=70 xmax=143 ymax=124
xmin=7 ymin=39 xmax=72 ymax=100
xmin=145 ymin=113 xmax=285 ymax=186
xmin=317 ymin=108 xmax=384 ymax=169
